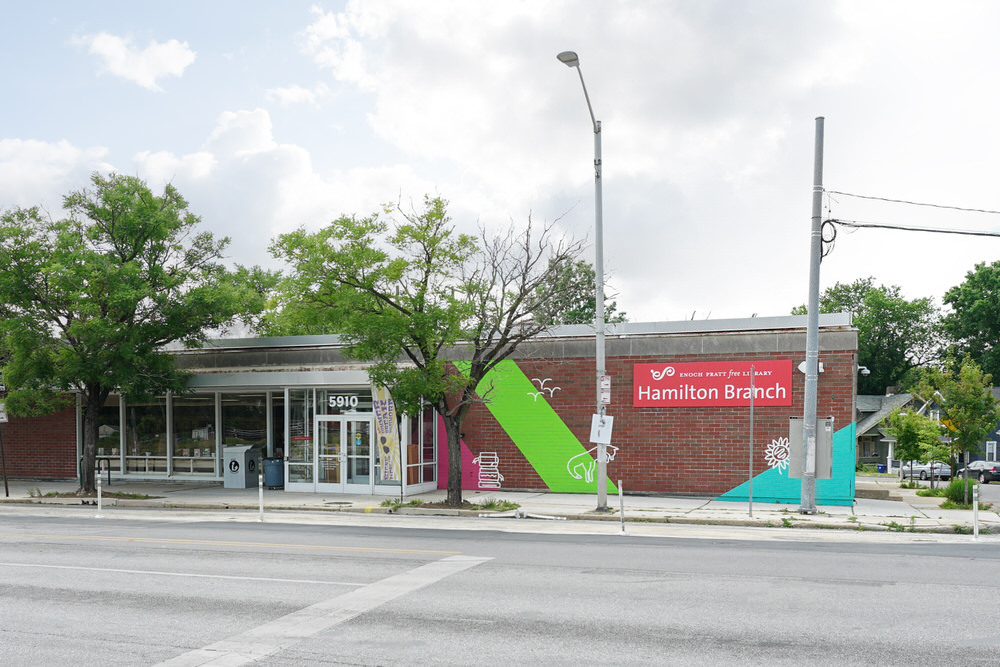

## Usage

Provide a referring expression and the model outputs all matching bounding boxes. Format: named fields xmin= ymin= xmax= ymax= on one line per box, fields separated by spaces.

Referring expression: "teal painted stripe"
xmin=717 ymin=423 xmax=857 ymax=506
xmin=457 ymin=360 xmax=617 ymax=493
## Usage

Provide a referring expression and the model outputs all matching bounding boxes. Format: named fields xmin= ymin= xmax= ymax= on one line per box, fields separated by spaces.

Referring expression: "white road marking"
xmin=154 ymin=554 xmax=491 ymax=666
xmin=0 ymin=562 xmax=361 ymax=587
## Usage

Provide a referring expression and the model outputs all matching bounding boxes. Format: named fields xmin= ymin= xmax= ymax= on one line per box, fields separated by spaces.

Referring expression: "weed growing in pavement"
xmin=885 ymin=521 xmax=905 ymax=532
xmin=847 ymin=516 xmax=857 ymax=522
xmin=477 ymin=497 xmax=520 ymax=512
xmin=916 ymin=487 xmax=946 ymax=497
xmin=781 ymin=517 xmax=793 ymax=528
xmin=380 ymin=498 xmax=424 ymax=510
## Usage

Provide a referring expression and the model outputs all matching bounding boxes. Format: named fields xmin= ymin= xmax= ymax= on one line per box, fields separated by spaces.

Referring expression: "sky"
xmin=3 ymin=1 xmax=1000 ymax=324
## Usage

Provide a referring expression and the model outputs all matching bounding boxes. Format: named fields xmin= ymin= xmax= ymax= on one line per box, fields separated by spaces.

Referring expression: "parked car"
xmin=899 ymin=460 xmax=952 ymax=480
xmin=957 ymin=460 xmax=1000 ymax=484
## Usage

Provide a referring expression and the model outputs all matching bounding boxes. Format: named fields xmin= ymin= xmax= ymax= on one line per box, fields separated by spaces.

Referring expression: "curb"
xmin=1 ymin=497 xmax=994 ymax=536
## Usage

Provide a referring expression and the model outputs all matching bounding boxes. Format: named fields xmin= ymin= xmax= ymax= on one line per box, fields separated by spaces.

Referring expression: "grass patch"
xmin=916 ymin=487 xmax=946 ymax=497
xmin=940 ymin=500 xmax=993 ymax=511
xmin=28 ymin=487 xmax=158 ymax=500
xmin=477 ymin=497 xmax=520 ymax=512
xmin=380 ymin=498 xmax=425 ymax=510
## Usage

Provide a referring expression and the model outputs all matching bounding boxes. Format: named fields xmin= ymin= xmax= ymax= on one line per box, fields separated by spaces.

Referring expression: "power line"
xmin=827 ymin=218 xmax=1000 ymax=238
xmin=826 ymin=190 xmax=1000 ymax=216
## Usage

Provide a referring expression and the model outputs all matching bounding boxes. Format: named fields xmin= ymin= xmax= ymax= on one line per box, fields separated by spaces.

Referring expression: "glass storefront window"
xmin=423 ymin=410 xmax=438 ymax=483
xmin=124 ymin=397 xmax=168 ymax=474
xmin=288 ymin=389 xmax=314 ymax=467
xmin=172 ymin=394 xmax=217 ymax=475
xmin=97 ymin=395 xmax=121 ymax=475
xmin=406 ymin=407 xmax=438 ymax=485
xmin=221 ymin=392 xmax=268 ymax=463
xmin=271 ymin=393 xmax=285 ymax=458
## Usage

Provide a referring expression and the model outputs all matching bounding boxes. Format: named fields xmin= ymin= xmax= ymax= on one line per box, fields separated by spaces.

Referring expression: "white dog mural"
xmin=566 ymin=445 xmax=620 ymax=484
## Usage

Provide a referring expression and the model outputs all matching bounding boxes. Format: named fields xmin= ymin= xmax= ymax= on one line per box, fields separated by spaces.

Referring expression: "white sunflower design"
xmin=764 ymin=436 xmax=790 ymax=472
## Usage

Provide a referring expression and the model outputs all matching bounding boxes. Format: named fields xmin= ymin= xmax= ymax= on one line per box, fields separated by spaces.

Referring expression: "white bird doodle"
xmin=527 ymin=377 xmax=561 ymax=401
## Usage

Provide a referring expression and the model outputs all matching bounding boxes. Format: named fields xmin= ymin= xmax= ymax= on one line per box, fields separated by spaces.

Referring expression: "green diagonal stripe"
xmin=457 ymin=359 xmax=617 ymax=493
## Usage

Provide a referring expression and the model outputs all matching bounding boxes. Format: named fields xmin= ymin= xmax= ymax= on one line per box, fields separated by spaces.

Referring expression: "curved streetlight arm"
xmin=557 ymin=51 xmax=599 ymax=133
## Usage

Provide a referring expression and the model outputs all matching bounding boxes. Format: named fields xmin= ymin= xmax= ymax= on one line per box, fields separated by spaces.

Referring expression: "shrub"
xmin=944 ymin=478 xmax=979 ymax=505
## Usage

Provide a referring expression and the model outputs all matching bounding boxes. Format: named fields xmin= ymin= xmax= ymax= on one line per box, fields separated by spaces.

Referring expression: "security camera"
xmin=859 ymin=366 xmax=870 ymax=376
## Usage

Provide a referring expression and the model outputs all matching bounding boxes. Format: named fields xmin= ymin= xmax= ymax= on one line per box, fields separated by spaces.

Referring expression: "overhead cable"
xmin=826 ymin=190 xmax=1000 ymax=216
xmin=826 ymin=218 xmax=1000 ymax=238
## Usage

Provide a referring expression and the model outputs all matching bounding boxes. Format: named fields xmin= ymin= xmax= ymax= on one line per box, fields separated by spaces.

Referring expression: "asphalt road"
xmin=2 ymin=507 xmax=998 ymax=666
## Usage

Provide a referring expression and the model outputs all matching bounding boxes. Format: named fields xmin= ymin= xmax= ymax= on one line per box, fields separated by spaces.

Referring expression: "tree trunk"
xmin=442 ymin=413 xmax=464 ymax=506
xmin=78 ymin=390 xmax=102 ymax=494
xmin=78 ymin=386 xmax=108 ymax=495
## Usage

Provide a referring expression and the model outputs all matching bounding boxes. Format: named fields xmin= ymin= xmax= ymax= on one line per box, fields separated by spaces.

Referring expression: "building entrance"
xmin=314 ymin=415 xmax=373 ymax=493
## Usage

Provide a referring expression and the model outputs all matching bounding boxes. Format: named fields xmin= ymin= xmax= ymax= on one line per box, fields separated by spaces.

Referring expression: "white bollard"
xmin=618 ymin=479 xmax=626 ymax=535
xmin=258 ymin=468 xmax=264 ymax=523
xmin=95 ymin=469 xmax=104 ymax=519
xmin=973 ymin=485 xmax=979 ymax=540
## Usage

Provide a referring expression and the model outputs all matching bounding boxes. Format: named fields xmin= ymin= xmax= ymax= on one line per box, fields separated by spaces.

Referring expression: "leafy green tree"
xmin=942 ymin=261 xmax=1000 ymax=380
xmin=918 ymin=358 xmax=1000 ymax=502
xmin=533 ymin=259 xmax=627 ymax=326
xmin=0 ymin=173 xmax=264 ymax=494
xmin=267 ymin=196 xmax=585 ymax=505
xmin=881 ymin=408 xmax=945 ymax=485
xmin=792 ymin=277 xmax=941 ymax=394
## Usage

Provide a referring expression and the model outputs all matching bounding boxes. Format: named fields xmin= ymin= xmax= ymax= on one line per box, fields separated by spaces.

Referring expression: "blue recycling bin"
xmin=877 ymin=464 xmax=887 ymax=473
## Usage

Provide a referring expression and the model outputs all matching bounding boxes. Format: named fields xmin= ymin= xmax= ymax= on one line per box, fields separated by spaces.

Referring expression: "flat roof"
xmin=188 ymin=313 xmax=853 ymax=351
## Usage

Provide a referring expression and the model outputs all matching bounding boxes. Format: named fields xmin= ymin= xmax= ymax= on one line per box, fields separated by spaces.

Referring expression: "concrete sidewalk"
xmin=1 ymin=474 xmax=997 ymax=536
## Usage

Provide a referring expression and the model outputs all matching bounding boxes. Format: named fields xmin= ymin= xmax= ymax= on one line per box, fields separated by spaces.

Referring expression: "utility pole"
xmin=800 ymin=117 xmax=824 ymax=514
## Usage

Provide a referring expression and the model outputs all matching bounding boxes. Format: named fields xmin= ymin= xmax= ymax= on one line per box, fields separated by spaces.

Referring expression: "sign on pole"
xmin=600 ymin=375 xmax=611 ymax=405
xmin=589 ymin=414 xmax=614 ymax=445
xmin=0 ymin=401 xmax=7 ymax=423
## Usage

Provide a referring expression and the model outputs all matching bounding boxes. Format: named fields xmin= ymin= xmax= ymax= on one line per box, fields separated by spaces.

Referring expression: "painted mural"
xmin=447 ymin=359 xmax=854 ymax=505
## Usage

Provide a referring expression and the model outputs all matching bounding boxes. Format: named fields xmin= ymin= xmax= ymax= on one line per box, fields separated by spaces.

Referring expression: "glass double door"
xmin=316 ymin=415 xmax=372 ymax=493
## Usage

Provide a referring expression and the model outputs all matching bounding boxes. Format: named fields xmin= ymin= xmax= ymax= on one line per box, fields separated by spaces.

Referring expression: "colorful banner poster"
xmin=633 ymin=360 xmax=793 ymax=407
xmin=371 ymin=385 xmax=402 ymax=480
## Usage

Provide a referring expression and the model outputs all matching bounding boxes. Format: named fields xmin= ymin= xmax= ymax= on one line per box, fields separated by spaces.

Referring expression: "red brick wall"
xmin=1 ymin=407 xmax=77 ymax=479
xmin=462 ymin=348 xmax=856 ymax=495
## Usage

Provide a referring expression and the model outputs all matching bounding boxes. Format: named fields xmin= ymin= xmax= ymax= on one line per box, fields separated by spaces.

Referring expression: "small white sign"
xmin=589 ymin=414 xmax=614 ymax=445
xmin=600 ymin=375 xmax=611 ymax=390
xmin=0 ymin=401 xmax=7 ymax=423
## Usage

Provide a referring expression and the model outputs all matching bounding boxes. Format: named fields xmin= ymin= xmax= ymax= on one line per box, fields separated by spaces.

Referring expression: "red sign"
xmin=633 ymin=360 xmax=793 ymax=407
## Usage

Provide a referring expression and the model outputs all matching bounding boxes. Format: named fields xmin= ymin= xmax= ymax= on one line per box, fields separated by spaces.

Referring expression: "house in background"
xmin=855 ymin=392 xmax=914 ymax=470
xmin=856 ymin=388 xmax=1000 ymax=471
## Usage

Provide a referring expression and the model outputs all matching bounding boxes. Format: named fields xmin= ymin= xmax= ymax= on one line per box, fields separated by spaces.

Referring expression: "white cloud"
xmin=132 ymin=108 xmax=438 ymax=269
xmin=0 ymin=139 xmax=113 ymax=212
xmin=265 ymin=83 xmax=330 ymax=106
xmin=76 ymin=32 xmax=196 ymax=91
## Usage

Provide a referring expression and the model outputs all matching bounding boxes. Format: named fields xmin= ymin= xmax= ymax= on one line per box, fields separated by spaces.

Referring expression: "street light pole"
xmin=558 ymin=50 xmax=608 ymax=511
